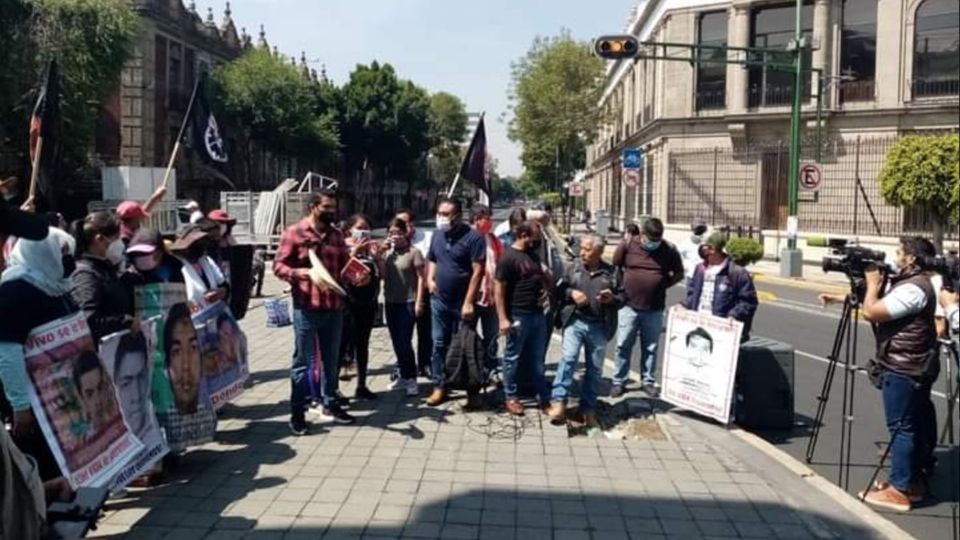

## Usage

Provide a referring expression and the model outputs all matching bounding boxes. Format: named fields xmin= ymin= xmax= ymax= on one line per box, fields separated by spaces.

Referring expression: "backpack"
xmin=444 ymin=325 xmax=487 ymax=391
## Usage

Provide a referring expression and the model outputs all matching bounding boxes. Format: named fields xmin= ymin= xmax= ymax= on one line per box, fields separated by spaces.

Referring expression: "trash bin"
xmin=595 ymin=211 xmax=610 ymax=234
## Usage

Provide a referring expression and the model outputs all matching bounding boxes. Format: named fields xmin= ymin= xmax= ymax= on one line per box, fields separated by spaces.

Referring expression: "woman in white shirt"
xmin=170 ymin=227 xmax=228 ymax=313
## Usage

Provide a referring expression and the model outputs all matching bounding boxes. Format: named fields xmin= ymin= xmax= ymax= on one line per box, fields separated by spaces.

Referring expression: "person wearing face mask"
xmin=682 ymin=232 xmax=758 ymax=340
xmin=678 ymin=218 xmax=709 ymax=282
xmin=116 ymin=184 xmax=167 ymax=247
xmin=470 ymin=204 xmax=503 ymax=371
xmin=169 ymin=226 xmax=228 ymax=313
xmin=338 ymin=214 xmax=383 ymax=401
xmin=610 ymin=217 xmax=684 ymax=399
xmin=274 ymin=190 xmax=355 ymax=434
xmin=425 ymin=197 xmax=486 ymax=407
xmin=382 ymin=218 xmax=426 ymax=397
xmin=819 ymin=237 xmax=940 ymax=512
xmin=69 ymin=212 xmax=139 ymax=343
xmin=123 ymin=228 xmax=184 ymax=285
xmin=395 ymin=209 xmax=433 ymax=379
xmin=0 ymin=227 xmax=79 ymax=481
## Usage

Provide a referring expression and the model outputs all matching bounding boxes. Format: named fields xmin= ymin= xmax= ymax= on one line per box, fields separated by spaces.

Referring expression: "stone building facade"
xmin=585 ymin=0 xmax=959 ymax=245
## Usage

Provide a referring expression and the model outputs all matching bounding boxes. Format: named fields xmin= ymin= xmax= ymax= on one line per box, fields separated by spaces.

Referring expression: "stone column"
xmin=811 ymin=0 xmax=832 ymax=104
xmin=726 ymin=4 xmax=750 ymax=113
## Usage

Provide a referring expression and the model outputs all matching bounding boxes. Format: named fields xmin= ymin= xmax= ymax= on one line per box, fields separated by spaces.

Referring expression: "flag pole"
xmin=446 ymin=111 xmax=485 ymax=199
xmin=160 ymin=76 xmax=202 ymax=190
xmin=27 ymin=136 xmax=44 ymax=204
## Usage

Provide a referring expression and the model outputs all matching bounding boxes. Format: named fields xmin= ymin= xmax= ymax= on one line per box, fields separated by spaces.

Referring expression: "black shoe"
xmin=610 ymin=384 xmax=625 ymax=398
xmin=417 ymin=367 xmax=431 ymax=379
xmin=322 ymin=406 xmax=356 ymax=425
xmin=642 ymin=383 xmax=660 ymax=398
xmin=289 ymin=416 xmax=308 ymax=436
xmin=355 ymin=386 xmax=377 ymax=400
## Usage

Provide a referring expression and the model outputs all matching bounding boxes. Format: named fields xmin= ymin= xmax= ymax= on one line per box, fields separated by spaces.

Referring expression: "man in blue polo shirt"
xmin=425 ymin=197 xmax=486 ymax=407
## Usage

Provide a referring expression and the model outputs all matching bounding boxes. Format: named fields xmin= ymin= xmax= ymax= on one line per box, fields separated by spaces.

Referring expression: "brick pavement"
xmin=89 ymin=276 xmax=892 ymax=540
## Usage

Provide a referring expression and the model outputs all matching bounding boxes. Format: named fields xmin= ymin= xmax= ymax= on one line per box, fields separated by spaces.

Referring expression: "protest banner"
xmin=134 ymin=283 xmax=216 ymax=451
xmin=193 ymin=301 xmax=248 ymax=410
xmin=99 ymin=319 xmax=169 ymax=490
xmin=23 ymin=312 xmax=142 ymax=488
xmin=661 ymin=307 xmax=744 ymax=424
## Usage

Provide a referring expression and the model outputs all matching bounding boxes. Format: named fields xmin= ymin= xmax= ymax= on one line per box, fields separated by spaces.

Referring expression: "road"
xmin=455 ymin=206 xmax=959 ymax=539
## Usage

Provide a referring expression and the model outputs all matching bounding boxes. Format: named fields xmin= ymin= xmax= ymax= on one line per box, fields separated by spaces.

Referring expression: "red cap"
xmin=208 ymin=209 xmax=237 ymax=225
xmin=116 ymin=201 xmax=147 ymax=221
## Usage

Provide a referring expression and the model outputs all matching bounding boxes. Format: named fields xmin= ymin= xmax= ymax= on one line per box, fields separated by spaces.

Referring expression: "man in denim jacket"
xmin=682 ymin=233 xmax=758 ymax=340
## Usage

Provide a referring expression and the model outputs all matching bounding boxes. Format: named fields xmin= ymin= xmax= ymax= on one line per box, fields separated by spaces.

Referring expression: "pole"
xmin=446 ymin=172 xmax=461 ymax=199
xmin=27 ymin=136 xmax=44 ymax=203
xmin=160 ymin=76 xmax=201 ymax=190
xmin=780 ymin=0 xmax=804 ymax=277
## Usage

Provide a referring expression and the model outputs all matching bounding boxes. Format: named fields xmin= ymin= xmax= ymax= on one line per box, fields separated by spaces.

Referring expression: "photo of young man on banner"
xmin=99 ymin=319 xmax=169 ymax=490
xmin=133 ymin=283 xmax=215 ymax=451
xmin=193 ymin=301 xmax=248 ymax=410
xmin=23 ymin=312 xmax=142 ymax=488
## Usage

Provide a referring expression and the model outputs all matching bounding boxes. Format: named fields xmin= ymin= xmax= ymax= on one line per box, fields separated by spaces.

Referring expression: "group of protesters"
xmin=273 ymin=189 xmax=762 ymax=434
xmin=0 ymin=185 xmax=250 ymax=531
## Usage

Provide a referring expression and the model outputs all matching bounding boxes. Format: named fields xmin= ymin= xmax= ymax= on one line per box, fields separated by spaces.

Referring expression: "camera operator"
xmin=821 ymin=237 xmax=940 ymax=511
xmin=942 ymin=287 xmax=959 ymax=340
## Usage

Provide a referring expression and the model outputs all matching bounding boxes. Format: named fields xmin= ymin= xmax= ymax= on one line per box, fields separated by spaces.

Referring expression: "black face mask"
xmin=61 ymin=254 xmax=76 ymax=278
xmin=184 ymin=245 xmax=206 ymax=262
xmin=315 ymin=210 xmax=336 ymax=225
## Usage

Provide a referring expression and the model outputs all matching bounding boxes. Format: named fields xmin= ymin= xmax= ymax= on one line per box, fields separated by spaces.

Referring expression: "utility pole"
xmin=782 ymin=0 xmax=805 ymax=277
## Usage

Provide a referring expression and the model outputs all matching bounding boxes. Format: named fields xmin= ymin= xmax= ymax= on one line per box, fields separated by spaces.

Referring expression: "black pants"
xmin=341 ymin=301 xmax=376 ymax=389
xmin=416 ymin=292 xmax=433 ymax=373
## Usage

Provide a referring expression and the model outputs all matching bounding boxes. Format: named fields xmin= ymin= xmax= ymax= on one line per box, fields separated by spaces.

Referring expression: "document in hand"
xmin=308 ymin=249 xmax=347 ymax=296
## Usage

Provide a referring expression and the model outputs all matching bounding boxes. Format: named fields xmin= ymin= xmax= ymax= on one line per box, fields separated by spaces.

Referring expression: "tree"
xmin=507 ymin=31 xmax=606 ymax=191
xmin=427 ymin=91 xmax=468 ymax=185
xmin=493 ymin=175 xmax=520 ymax=203
xmin=879 ymin=134 xmax=960 ymax=249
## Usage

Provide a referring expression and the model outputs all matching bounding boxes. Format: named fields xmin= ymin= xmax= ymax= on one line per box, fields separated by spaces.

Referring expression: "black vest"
xmin=875 ymin=270 xmax=938 ymax=377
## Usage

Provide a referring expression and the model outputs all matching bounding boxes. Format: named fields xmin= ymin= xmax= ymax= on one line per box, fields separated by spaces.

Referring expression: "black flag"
xmin=29 ymin=60 xmax=60 ymax=165
xmin=458 ymin=115 xmax=489 ymax=200
xmin=185 ymin=74 xmax=228 ymax=165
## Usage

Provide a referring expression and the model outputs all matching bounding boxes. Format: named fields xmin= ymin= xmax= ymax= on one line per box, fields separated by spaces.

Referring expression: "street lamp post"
xmin=781 ymin=0 xmax=805 ymax=277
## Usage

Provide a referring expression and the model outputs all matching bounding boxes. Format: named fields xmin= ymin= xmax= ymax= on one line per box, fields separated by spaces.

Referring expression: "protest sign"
xmin=661 ymin=307 xmax=744 ymax=424
xmin=23 ymin=312 xmax=142 ymax=488
xmin=193 ymin=301 xmax=248 ymax=410
xmin=134 ymin=283 xmax=216 ymax=451
xmin=99 ymin=319 xmax=169 ymax=490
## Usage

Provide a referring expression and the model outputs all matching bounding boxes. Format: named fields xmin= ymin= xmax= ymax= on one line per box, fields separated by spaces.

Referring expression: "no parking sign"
xmin=800 ymin=162 xmax=823 ymax=191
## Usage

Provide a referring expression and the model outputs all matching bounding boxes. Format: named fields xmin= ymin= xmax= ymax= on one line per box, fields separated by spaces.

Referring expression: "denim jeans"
xmin=552 ymin=318 xmax=607 ymax=412
xmin=502 ymin=311 xmax=550 ymax=401
xmin=881 ymin=371 xmax=935 ymax=491
xmin=614 ymin=307 xmax=664 ymax=386
xmin=385 ymin=302 xmax=417 ymax=380
xmin=430 ymin=296 xmax=462 ymax=387
xmin=291 ymin=308 xmax=343 ymax=416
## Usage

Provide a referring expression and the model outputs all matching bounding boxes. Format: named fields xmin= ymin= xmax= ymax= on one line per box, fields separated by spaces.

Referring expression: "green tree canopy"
xmin=427 ymin=91 xmax=468 ymax=185
xmin=879 ymin=134 xmax=960 ymax=248
xmin=508 ymin=31 xmax=605 ymax=191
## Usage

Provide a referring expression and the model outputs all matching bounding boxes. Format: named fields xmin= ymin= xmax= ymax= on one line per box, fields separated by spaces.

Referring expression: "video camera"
xmin=921 ymin=251 xmax=960 ymax=292
xmin=821 ymin=239 xmax=889 ymax=279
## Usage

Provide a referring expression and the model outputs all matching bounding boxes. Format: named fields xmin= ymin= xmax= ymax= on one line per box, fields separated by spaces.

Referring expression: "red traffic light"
xmin=594 ymin=35 xmax=639 ymax=59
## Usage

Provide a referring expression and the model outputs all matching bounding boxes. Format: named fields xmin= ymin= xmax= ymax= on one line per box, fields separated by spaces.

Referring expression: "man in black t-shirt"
xmin=494 ymin=221 xmax=552 ymax=415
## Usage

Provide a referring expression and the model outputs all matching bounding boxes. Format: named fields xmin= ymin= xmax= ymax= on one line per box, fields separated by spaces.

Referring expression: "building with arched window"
xmin=585 ymin=0 xmax=958 ymax=249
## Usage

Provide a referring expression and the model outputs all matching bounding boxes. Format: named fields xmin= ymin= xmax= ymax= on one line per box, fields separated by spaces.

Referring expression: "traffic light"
xmin=594 ymin=35 xmax=639 ymax=60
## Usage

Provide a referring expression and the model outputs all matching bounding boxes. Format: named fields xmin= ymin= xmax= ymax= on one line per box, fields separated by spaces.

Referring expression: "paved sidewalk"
xmin=89 ymin=276 xmax=901 ymax=540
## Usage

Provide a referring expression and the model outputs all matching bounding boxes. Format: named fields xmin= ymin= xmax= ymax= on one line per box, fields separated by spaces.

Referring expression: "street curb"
xmin=752 ymin=272 xmax=848 ymax=294
xmin=729 ymin=429 xmax=916 ymax=540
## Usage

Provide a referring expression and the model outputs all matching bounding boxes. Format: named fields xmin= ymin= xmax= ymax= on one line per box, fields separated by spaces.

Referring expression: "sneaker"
xmin=289 ymin=416 xmax=308 ymax=436
xmin=355 ymin=386 xmax=377 ymax=400
xmin=426 ymin=388 xmax=448 ymax=406
xmin=335 ymin=391 xmax=350 ymax=408
xmin=859 ymin=482 xmax=911 ymax=512
xmin=405 ymin=379 xmax=420 ymax=397
xmin=610 ymin=384 xmax=625 ymax=398
xmin=389 ymin=376 xmax=406 ymax=391
xmin=505 ymin=398 xmax=525 ymax=416
xmin=321 ymin=406 xmax=356 ymax=425
xmin=547 ymin=402 xmax=567 ymax=423
xmin=642 ymin=383 xmax=660 ymax=398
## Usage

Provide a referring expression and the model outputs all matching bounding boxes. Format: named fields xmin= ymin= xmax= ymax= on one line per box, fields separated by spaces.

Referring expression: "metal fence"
xmin=667 ymin=135 xmax=957 ymax=239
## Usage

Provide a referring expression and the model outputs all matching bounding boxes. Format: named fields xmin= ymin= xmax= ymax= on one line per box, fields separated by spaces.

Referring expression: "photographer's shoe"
xmin=859 ymin=482 xmax=911 ymax=512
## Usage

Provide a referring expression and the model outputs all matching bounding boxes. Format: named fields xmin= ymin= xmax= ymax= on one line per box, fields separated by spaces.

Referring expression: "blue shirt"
xmin=428 ymin=225 xmax=486 ymax=306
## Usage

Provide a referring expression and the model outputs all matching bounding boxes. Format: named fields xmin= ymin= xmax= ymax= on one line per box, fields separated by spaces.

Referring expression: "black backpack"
xmin=444 ymin=325 xmax=487 ymax=391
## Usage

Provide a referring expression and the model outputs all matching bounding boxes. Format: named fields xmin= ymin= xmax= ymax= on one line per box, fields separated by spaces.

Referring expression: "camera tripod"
xmin=805 ymin=291 xmax=863 ymax=489
xmin=936 ymin=338 xmax=959 ymax=540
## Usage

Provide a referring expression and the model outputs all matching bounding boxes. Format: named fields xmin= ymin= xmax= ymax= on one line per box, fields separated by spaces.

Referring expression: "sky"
xmin=195 ymin=0 xmax=639 ymax=177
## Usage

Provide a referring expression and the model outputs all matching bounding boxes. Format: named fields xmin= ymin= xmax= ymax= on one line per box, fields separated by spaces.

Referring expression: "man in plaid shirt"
xmin=274 ymin=190 xmax=357 ymax=434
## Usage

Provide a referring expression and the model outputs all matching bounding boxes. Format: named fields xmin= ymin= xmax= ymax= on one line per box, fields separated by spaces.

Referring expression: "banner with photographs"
xmin=134 ymin=283 xmax=216 ymax=452
xmin=193 ymin=301 xmax=248 ymax=410
xmin=23 ymin=312 xmax=143 ymax=488
xmin=99 ymin=320 xmax=169 ymax=490
xmin=661 ymin=307 xmax=744 ymax=424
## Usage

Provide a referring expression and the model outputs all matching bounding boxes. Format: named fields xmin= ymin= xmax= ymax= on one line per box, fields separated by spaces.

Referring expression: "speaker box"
xmin=735 ymin=337 xmax=795 ymax=430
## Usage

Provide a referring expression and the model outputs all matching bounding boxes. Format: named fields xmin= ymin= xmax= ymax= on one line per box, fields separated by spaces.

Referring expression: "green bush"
xmin=726 ymin=237 xmax=764 ymax=267
xmin=538 ymin=192 xmax=562 ymax=209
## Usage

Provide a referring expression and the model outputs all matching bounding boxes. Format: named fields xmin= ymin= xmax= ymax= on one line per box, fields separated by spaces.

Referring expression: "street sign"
xmin=799 ymin=162 xmax=823 ymax=191
xmin=568 ymin=183 xmax=584 ymax=197
xmin=622 ymin=169 xmax=640 ymax=188
xmin=622 ymin=148 xmax=643 ymax=170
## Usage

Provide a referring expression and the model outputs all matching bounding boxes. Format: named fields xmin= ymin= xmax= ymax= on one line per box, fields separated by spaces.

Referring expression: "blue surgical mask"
xmin=643 ymin=241 xmax=661 ymax=251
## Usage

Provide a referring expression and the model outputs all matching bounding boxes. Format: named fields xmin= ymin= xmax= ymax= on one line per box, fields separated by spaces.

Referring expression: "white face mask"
xmin=436 ymin=216 xmax=451 ymax=232
xmin=106 ymin=239 xmax=126 ymax=265
xmin=351 ymin=229 xmax=371 ymax=242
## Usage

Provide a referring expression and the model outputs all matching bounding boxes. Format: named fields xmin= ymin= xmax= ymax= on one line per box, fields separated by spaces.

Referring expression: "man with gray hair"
xmin=548 ymin=234 xmax=623 ymax=425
